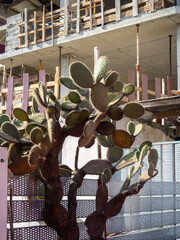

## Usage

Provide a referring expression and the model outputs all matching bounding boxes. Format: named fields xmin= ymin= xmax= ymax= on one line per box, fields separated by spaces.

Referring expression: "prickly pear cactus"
xmin=0 ymin=56 xmax=158 ymax=240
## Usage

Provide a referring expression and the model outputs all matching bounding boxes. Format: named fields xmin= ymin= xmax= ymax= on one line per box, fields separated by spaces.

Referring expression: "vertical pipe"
xmin=161 ymin=78 xmax=165 ymax=125
xmin=177 ymin=24 xmax=180 ymax=90
xmin=169 ymin=35 xmax=172 ymax=77
xmin=136 ymin=24 xmax=140 ymax=101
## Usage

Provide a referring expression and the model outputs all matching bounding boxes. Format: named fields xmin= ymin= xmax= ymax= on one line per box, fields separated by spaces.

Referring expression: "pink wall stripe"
xmin=0 ymin=147 xmax=8 ymax=240
xmin=142 ymin=74 xmax=148 ymax=100
xmin=167 ymin=76 xmax=173 ymax=96
xmin=22 ymin=73 xmax=29 ymax=111
xmin=128 ymin=70 xmax=135 ymax=101
xmin=39 ymin=70 xmax=46 ymax=113
xmin=6 ymin=77 xmax=13 ymax=117
xmin=155 ymin=77 xmax=161 ymax=99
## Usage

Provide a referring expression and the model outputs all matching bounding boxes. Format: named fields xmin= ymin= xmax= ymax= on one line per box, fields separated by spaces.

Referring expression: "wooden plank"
xmin=155 ymin=77 xmax=161 ymax=98
xmin=101 ymin=0 xmax=104 ymax=29
xmin=133 ymin=0 xmax=138 ymax=17
xmin=34 ymin=11 xmax=37 ymax=45
xmin=150 ymin=0 xmax=155 ymax=11
xmin=128 ymin=70 xmax=135 ymax=101
xmin=42 ymin=5 xmax=45 ymax=42
xmin=153 ymin=109 xmax=180 ymax=119
xmin=24 ymin=8 xmax=29 ymax=48
xmin=64 ymin=0 xmax=68 ymax=35
xmin=167 ymin=76 xmax=173 ymax=96
xmin=76 ymin=0 xmax=80 ymax=33
xmin=142 ymin=74 xmax=148 ymax=100
xmin=6 ymin=77 xmax=14 ymax=117
xmin=115 ymin=0 xmax=121 ymax=21
xmin=0 ymin=148 xmax=8 ymax=240
xmin=22 ymin=74 xmax=29 ymax=112
xmin=90 ymin=0 xmax=93 ymax=29
xmin=39 ymin=70 xmax=46 ymax=113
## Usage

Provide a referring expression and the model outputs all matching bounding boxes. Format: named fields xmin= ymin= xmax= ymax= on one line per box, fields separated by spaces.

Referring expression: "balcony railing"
xmin=18 ymin=0 xmax=166 ymax=49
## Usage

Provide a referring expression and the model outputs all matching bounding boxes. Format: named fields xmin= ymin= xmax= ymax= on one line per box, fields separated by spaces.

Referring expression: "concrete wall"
xmin=5 ymin=13 xmax=23 ymax=53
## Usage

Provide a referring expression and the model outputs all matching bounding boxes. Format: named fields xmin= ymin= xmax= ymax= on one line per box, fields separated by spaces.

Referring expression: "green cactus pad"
xmin=115 ymin=149 xmax=137 ymax=170
xmin=96 ymin=184 xmax=108 ymax=212
xmin=123 ymin=102 xmax=144 ymax=118
xmin=65 ymin=110 xmax=81 ymax=126
xmin=104 ymin=71 xmax=119 ymax=87
xmin=46 ymin=105 xmax=59 ymax=115
xmin=113 ymin=129 xmax=134 ymax=148
xmin=68 ymin=91 xmax=81 ymax=104
xmin=94 ymin=56 xmax=108 ymax=83
xmin=9 ymin=143 xmax=22 ymax=163
xmin=32 ymin=97 xmax=39 ymax=113
xmin=60 ymin=76 xmax=78 ymax=89
xmin=83 ymin=120 xmax=96 ymax=137
xmin=96 ymin=134 xmax=113 ymax=148
xmin=131 ymin=161 xmax=142 ymax=177
xmin=1 ymin=122 xmax=21 ymax=142
xmin=38 ymin=134 xmax=51 ymax=157
xmin=127 ymin=121 xmax=135 ymax=135
xmin=47 ymin=89 xmax=57 ymax=103
xmin=107 ymin=106 xmax=123 ymax=121
xmin=61 ymin=101 xmax=78 ymax=111
xmin=107 ymin=145 xmax=123 ymax=163
xmin=59 ymin=164 xmax=72 ymax=177
xmin=147 ymin=148 xmax=158 ymax=168
xmin=139 ymin=141 xmax=152 ymax=151
xmin=122 ymin=83 xmax=135 ymax=96
xmin=78 ymin=100 xmax=94 ymax=113
xmin=96 ymin=121 xmax=115 ymax=136
xmin=39 ymin=81 xmax=47 ymax=103
xmin=139 ymin=145 xmax=149 ymax=165
xmin=90 ymin=82 xmax=108 ymax=112
xmin=0 ymin=114 xmax=11 ymax=128
xmin=148 ymin=162 xmax=155 ymax=177
xmin=101 ymin=168 xmax=112 ymax=184
xmin=108 ymin=92 xmax=116 ymax=102
xmin=26 ymin=122 xmax=47 ymax=135
xmin=108 ymin=92 xmax=124 ymax=107
xmin=33 ymin=89 xmax=47 ymax=108
xmin=28 ymin=145 xmax=41 ymax=166
xmin=0 ymin=131 xmax=19 ymax=143
xmin=30 ymin=127 xmax=44 ymax=144
xmin=120 ymin=177 xmax=130 ymax=193
xmin=128 ymin=166 xmax=134 ymax=179
xmin=135 ymin=150 xmax=140 ymax=161
xmin=29 ymin=113 xmax=46 ymax=124
xmin=13 ymin=108 xmax=28 ymax=121
xmin=79 ymin=109 xmax=90 ymax=122
xmin=133 ymin=123 xmax=143 ymax=136
xmin=112 ymin=81 xmax=124 ymax=92
xmin=70 ymin=61 xmax=94 ymax=89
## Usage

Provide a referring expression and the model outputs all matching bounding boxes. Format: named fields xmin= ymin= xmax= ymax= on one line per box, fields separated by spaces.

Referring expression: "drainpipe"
xmin=177 ymin=24 xmax=180 ymax=90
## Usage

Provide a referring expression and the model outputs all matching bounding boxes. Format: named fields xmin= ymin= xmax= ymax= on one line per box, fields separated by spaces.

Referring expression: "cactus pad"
xmin=83 ymin=120 xmax=96 ymax=137
xmin=122 ymin=83 xmax=135 ymax=95
xmin=78 ymin=134 xmax=93 ymax=147
xmin=112 ymin=81 xmax=124 ymax=92
xmin=90 ymin=82 xmax=108 ymax=112
xmin=127 ymin=121 xmax=135 ymax=135
xmin=0 ymin=114 xmax=11 ymax=128
xmin=60 ymin=76 xmax=78 ymax=89
xmin=68 ymin=91 xmax=81 ymax=104
xmin=39 ymin=81 xmax=47 ymax=103
xmin=30 ymin=127 xmax=44 ymax=144
xmin=26 ymin=122 xmax=47 ymax=135
xmin=139 ymin=141 xmax=152 ymax=151
xmin=70 ymin=61 xmax=94 ymax=88
xmin=108 ymin=92 xmax=124 ymax=107
xmin=29 ymin=113 xmax=46 ymax=124
xmin=96 ymin=184 xmax=108 ymax=212
xmin=104 ymin=71 xmax=119 ymax=87
xmin=28 ymin=145 xmax=42 ymax=165
xmin=107 ymin=146 xmax=123 ymax=163
xmin=148 ymin=163 xmax=155 ymax=177
xmin=96 ymin=121 xmax=115 ymax=135
xmin=94 ymin=56 xmax=109 ymax=83
xmin=133 ymin=123 xmax=143 ymax=136
xmin=113 ymin=130 xmax=134 ymax=148
xmin=96 ymin=134 xmax=113 ymax=148
xmin=85 ymin=136 xmax=95 ymax=148
xmin=79 ymin=109 xmax=90 ymax=122
xmin=123 ymin=102 xmax=144 ymax=118
xmin=101 ymin=168 xmax=112 ymax=184
xmin=65 ymin=110 xmax=81 ymax=126
xmin=61 ymin=101 xmax=78 ymax=111
xmin=59 ymin=164 xmax=72 ymax=177
xmin=147 ymin=148 xmax=158 ymax=168
xmin=107 ymin=106 xmax=123 ymax=121
xmin=1 ymin=122 xmax=21 ymax=142
xmin=13 ymin=108 xmax=28 ymax=121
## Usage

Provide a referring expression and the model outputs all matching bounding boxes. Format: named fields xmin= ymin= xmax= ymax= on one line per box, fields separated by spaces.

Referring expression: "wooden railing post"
xmin=64 ymin=0 xmax=68 ymax=35
xmin=39 ymin=70 xmax=46 ymax=113
xmin=101 ymin=0 xmax=104 ymax=29
xmin=76 ymin=0 xmax=80 ymax=33
xmin=6 ymin=76 xmax=13 ymax=117
xmin=22 ymin=73 xmax=29 ymax=112
xmin=90 ymin=0 xmax=93 ymax=29
xmin=34 ymin=11 xmax=37 ymax=45
xmin=155 ymin=77 xmax=161 ymax=98
xmin=24 ymin=8 xmax=29 ymax=48
xmin=142 ymin=74 xmax=148 ymax=100
xmin=42 ymin=5 xmax=46 ymax=42
xmin=128 ymin=70 xmax=135 ymax=101
xmin=0 ymin=148 xmax=8 ymax=240
xmin=133 ymin=0 xmax=138 ymax=17
xmin=115 ymin=0 xmax=121 ymax=22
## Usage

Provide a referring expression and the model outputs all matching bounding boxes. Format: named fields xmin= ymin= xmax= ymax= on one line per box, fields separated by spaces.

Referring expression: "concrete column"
xmin=177 ymin=24 xmax=180 ymax=90
xmin=60 ymin=53 xmax=76 ymax=96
